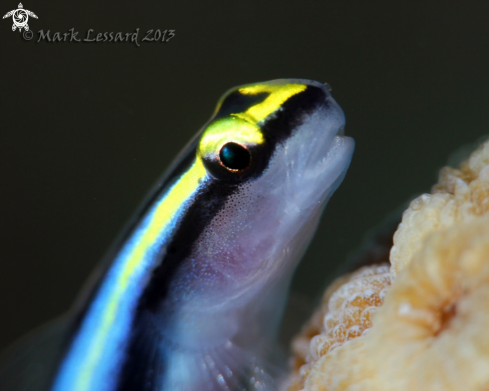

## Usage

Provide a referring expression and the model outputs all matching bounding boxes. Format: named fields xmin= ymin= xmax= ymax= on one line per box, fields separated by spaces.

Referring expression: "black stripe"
xmin=115 ymin=178 xmax=239 ymax=391
xmin=68 ymin=138 xmax=200 ymax=330
xmin=53 ymin=139 xmax=203 ymax=390
xmin=246 ymin=85 xmax=328 ymax=181
xmin=260 ymin=85 xmax=327 ymax=145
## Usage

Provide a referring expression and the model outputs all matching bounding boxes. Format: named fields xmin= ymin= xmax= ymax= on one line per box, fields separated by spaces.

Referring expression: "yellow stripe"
xmin=77 ymin=159 xmax=206 ymax=391
xmin=238 ymin=84 xmax=307 ymax=123
xmin=198 ymin=116 xmax=264 ymax=158
xmin=199 ymin=83 xmax=306 ymax=159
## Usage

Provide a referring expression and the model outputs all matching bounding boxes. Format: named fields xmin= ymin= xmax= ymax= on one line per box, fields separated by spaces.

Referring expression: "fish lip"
xmin=336 ymin=125 xmax=345 ymax=136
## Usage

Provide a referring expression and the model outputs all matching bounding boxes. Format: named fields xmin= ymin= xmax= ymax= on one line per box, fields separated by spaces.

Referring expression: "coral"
xmin=287 ymin=265 xmax=392 ymax=391
xmin=304 ymin=216 xmax=489 ymax=391
xmin=391 ymin=140 xmax=489 ymax=275
xmin=286 ymin=139 xmax=489 ymax=391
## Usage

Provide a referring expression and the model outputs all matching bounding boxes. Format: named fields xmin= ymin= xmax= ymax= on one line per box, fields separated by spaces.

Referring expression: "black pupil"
xmin=219 ymin=142 xmax=251 ymax=170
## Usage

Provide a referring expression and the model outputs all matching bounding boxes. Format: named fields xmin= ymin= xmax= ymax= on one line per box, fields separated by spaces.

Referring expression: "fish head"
xmin=187 ymin=79 xmax=355 ymax=307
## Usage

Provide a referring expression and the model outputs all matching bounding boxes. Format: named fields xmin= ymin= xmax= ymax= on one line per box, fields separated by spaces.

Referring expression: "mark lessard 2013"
xmin=32 ymin=28 xmax=175 ymax=45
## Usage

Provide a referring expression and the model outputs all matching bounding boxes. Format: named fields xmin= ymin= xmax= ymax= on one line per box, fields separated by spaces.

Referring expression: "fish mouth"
xmin=323 ymin=82 xmax=333 ymax=92
xmin=336 ymin=125 xmax=345 ymax=136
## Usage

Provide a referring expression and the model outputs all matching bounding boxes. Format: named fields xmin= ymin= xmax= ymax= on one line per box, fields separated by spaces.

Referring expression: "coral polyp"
xmin=287 ymin=265 xmax=392 ymax=391
xmin=391 ymin=140 xmax=489 ymax=275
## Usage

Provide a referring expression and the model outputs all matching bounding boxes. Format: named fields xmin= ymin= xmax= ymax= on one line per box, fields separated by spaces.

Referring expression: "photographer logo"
xmin=3 ymin=3 xmax=37 ymax=32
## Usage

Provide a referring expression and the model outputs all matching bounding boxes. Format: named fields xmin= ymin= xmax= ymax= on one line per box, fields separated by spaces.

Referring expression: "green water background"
xmin=1 ymin=0 xmax=488 ymax=350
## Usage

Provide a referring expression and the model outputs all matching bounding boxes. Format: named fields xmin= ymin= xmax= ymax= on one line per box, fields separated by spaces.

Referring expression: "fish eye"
xmin=219 ymin=142 xmax=251 ymax=171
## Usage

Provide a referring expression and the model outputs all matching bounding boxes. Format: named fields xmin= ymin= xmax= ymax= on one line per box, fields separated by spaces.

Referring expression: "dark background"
xmin=1 ymin=0 xmax=488 ymax=351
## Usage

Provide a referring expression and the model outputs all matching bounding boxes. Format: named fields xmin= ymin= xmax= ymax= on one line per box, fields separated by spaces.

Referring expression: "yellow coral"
xmin=391 ymin=140 xmax=489 ymax=275
xmin=287 ymin=139 xmax=489 ymax=391
xmin=309 ymin=265 xmax=391 ymax=358
xmin=287 ymin=265 xmax=392 ymax=390
xmin=306 ymin=216 xmax=489 ymax=391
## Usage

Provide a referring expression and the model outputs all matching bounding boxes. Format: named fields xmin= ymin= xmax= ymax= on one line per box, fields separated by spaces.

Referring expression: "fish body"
xmin=0 ymin=79 xmax=354 ymax=391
